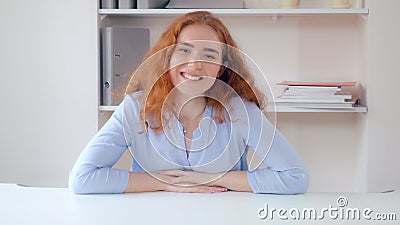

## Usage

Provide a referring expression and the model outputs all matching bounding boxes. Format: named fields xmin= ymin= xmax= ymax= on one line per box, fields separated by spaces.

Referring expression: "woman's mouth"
xmin=181 ymin=72 xmax=203 ymax=81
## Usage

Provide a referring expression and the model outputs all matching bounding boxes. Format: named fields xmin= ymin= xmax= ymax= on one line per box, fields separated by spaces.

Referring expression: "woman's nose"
xmin=187 ymin=60 xmax=202 ymax=70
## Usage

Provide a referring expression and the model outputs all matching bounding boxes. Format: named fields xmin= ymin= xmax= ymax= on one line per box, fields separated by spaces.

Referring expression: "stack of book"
xmin=273 ymin=81 xmax=358 ymax=109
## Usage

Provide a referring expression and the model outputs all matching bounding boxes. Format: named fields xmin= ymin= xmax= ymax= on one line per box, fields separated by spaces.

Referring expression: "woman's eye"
xmin=203 ymin=54 xmax=216 ymax=60
xmin=178 ymin=48 xmax=190 ymax=54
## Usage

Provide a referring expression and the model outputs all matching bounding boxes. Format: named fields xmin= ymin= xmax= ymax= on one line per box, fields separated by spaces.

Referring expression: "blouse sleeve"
xmin=244 ymin=101 xmax=309 ymax=194
xmin=68 ymin=101 xmax=130 ymax=194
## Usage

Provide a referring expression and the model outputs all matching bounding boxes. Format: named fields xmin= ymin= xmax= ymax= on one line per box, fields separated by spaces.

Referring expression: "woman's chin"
xmin=174 ymin=84 xmax=212 ymax=97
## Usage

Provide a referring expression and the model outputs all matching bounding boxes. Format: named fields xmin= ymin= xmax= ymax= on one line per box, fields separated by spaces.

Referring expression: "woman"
xmin=69 ymin=11 xmax=308 ymax=194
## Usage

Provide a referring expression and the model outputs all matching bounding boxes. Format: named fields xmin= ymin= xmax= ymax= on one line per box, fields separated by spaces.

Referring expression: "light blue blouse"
xmin=69 ymin=92 xmax=309 ymax=194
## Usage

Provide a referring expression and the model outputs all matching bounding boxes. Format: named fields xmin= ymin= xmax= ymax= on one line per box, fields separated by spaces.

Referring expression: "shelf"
xmin=99 ymin=8 xmax=369 ymax=17
xmin=266 ymin=104 xmax=367 ymax=113
xmin=98 ymin=8 xmax=368 ymax=115
xmin=99 ymin=106 xmax=118 ymax=111
xmin=100 ymin=105 xmax=367 ymax=113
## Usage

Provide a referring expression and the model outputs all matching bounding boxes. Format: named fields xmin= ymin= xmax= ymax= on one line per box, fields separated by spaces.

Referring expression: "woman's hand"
xmin=164 ymin=184 xmax=227 ymax=194
xmin=156 ymin=170 xmax=228 ymax=193
xmin=158 ymin=169 xmax=224 ymax=185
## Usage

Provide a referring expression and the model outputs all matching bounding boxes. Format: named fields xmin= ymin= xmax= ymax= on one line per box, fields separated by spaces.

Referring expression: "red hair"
xmin=125 ymin=11 xmax=265 ymax=132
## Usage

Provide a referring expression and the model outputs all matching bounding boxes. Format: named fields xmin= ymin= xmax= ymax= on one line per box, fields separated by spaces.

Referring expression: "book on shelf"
xmin=274 ymin=80 xmax=358 ymax=109
xmin=272 ymin=100 xmax=357 ymax=109
xmin=274 ymin=96 xmax=349 ymax=103
xmin=280 ymin=91 xmax=352 ymax=99
xmin=287 ymin=86 xmax=342 ymax=92
xmin=277 ymin=81 xmax=357 ymax=87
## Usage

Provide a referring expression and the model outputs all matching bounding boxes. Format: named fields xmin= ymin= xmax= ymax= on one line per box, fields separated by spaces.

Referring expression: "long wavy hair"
xmin=125 ymin=11 xmax=265 ymax=133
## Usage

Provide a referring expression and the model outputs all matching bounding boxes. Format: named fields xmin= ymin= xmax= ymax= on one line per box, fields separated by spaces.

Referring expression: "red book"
xmin=277 ymin=81 xmax=357 ymax=87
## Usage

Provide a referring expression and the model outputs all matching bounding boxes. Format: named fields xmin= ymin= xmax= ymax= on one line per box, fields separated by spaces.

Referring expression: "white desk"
xmin=0 ymin=183 xmax=398 ymax=225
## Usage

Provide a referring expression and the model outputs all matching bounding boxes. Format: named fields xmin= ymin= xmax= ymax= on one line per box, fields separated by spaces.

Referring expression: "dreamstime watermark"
xmin=257 ymin=196 xmax=397 ymax=221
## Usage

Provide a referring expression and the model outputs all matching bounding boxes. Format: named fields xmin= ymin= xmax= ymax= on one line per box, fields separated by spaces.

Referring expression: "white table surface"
xmin=0 ymin=183 xmax=398 ymax=225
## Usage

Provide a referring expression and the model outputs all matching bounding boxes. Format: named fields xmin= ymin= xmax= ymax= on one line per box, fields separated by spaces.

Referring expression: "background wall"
xmin=364 ymin=0 xmax=400 ymax=192
xmin=0 ymin=1 xmax=98 ymax=187
xmin=1 ymin=0 xmax=399 ymax=192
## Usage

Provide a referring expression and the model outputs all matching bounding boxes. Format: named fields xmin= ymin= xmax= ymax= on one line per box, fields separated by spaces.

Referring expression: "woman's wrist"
xmin=211 ymin=171 xmax=253 ymax=192
xmin=124 ymin=172 xmax=166 ymax=193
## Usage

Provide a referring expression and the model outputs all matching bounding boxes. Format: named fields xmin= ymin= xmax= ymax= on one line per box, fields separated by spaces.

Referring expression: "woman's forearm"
xmin=212 ymin=171 xmax=253 ymax=192
xmin=124 ymin=172 xmax=165 ymax=193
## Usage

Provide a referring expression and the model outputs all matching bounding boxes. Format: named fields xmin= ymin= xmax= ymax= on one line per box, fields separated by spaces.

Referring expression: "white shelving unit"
xmin=98 ymin=7 xmax=369 ymax=113
xmin=99 ymin=8 xmax=369 ymax=16
xmin=99 ymin=8 xmax=369 ymax=22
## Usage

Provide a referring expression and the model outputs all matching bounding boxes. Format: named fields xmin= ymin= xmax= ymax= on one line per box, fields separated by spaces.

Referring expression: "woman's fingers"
xmin=193 ymin=186 xmax=228 ymax=193
xmin=157 ymin=170 xmax=192 ymax=184
xmin=171 ymin=175 xmax=186 ymax=183
xmin=156 ymin=170 xmax=224 ymax=186
xmin=158 ymin=170 xmax=187 ymax=177
xmin=159 ymin=172 xmax=229 ymax=193
xmin=166 ymin=185 xmax=227 ymax=194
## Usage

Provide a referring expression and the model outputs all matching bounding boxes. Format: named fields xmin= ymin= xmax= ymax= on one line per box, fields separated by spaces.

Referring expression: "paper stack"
xmin=274 ymin=81 xmax=357 ymax=109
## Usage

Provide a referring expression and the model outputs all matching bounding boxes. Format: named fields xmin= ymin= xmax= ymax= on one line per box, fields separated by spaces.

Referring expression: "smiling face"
xmin=168 ymin=24 xmax=224 ymax=96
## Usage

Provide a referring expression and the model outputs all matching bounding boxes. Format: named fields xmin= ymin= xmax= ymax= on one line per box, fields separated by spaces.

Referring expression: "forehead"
xmin=177 ymin=24 xmax=221 ymax=43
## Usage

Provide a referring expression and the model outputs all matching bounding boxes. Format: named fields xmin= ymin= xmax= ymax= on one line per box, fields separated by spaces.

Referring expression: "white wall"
xmin=364 ymin=0 xmax=400 ymax=192
xmin=0 ymin=1 xmax=98 ymax=187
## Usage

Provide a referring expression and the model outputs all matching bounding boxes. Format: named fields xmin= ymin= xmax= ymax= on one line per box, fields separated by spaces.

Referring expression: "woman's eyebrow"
xmin=203 ymin=47 xmax=220 ymax=55
xmin=179 ymin=42 xmax=194 ymax=48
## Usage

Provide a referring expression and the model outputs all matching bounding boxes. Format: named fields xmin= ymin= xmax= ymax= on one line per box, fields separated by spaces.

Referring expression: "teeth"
xmin=182 ymin=72 xmax=201 ymax=81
